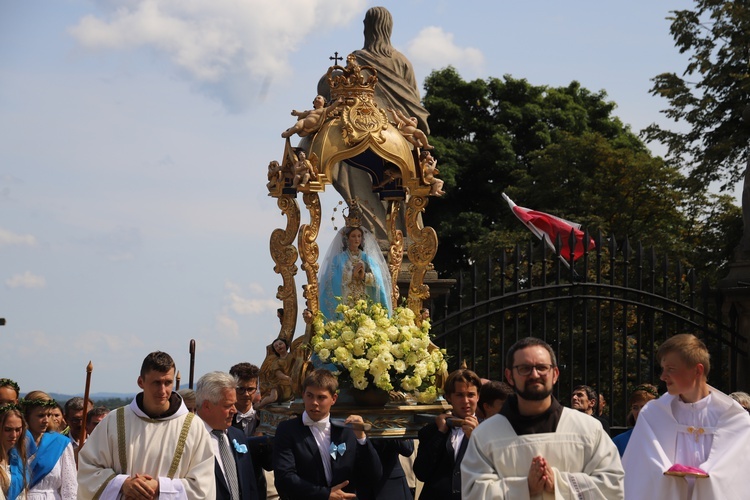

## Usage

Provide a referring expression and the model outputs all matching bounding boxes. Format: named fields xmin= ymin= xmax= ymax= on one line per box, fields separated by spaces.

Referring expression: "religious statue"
xmin=266 ymin=160 xmax=284 ymax=190
xmin=318 ymin=205 xmax=393 ymax=320
xmin=291 ymin=151 xmax=317 ymax=188
xmin=257 ymin=337 xmax=294 ymax=408
xmin=316 ymin=6 xmax=432 ymax=247
xmin=281 ymin=95 xmax=343 ymax=139
xmin=420 ymin=150 xmax=445 ymax=196
xmin=389 ymin=107 xmax=434 ymax=150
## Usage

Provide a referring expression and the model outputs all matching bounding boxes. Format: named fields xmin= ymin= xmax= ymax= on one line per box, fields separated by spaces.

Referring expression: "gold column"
xmin=387 ymin=199 xmax=404 ymax=307
xmin=270 ymin=196 xmax=300 ymax=343
xmin=405 ymin=195 xmax=438 ymax=315
xmin=298 ymin=192 xmax=322 ymax=315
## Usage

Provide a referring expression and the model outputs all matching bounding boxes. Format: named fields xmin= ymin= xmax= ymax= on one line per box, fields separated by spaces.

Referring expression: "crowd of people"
xmin=1 ymin=333 xmax=749 ymax=499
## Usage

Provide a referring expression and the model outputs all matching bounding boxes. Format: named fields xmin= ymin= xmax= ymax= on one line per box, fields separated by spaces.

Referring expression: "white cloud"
xmin=215 ymin=312 xmax=239 ymax=339
xmin=406 ymin=26 xmax=484 ymax=75
xmin=68 ymin=0 xmax=366 ymax=111
xmin=5 ymin=272 xmax=46 ymax=289
xmin=0 ymin=228 xmax=37 ymax=248
xmin=227 ymin=292 xmax=278 ymax=315
xmin=72 ymin=330 xmax=146 ymax=355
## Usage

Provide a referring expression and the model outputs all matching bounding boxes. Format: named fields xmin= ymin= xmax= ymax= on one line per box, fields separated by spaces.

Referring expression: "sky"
xmin=0 ymin=0 xmax=701 ymax=395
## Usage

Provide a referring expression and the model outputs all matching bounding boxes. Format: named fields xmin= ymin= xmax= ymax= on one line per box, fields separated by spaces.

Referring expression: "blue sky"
xmin=0 ymin=0 xmax=699 ymax=394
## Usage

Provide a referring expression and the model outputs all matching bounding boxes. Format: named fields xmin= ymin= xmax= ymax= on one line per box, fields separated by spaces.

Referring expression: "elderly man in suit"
xmin=197 ymin=371 xmax=259 ymax=500
xmin=272 ymin=369 xmax=382 ymax=500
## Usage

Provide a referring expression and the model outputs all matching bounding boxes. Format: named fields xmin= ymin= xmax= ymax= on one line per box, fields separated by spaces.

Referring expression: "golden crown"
xmin=343 ymin=199 xmax=363 ymax=228
xmin=327 ymin=53 xmax=378 ymax=99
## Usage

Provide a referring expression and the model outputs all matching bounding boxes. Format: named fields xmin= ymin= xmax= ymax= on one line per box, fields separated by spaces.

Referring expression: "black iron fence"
xmin=429 ymin=231 xmax=747 ymax=428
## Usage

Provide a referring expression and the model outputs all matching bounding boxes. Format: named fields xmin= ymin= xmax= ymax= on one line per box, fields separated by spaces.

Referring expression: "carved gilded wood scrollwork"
xmin=405 ymin=195 xmax=438 ymax=315
xmin=298 ymin=192 xmax=321 ymax=314
xmin=387 ymin=200 xmax=403 ymax=307
xmin=270 ymin=196 xmax=300 ymax=344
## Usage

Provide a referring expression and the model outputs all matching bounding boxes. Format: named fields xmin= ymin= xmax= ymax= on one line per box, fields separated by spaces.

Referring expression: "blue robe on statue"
xmin=319 ymin=248 xmax=392 ymax=321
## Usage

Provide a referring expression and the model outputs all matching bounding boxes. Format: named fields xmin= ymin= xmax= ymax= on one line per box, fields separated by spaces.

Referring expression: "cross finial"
xmin=329 ymin=51 xmax=343 ymax=65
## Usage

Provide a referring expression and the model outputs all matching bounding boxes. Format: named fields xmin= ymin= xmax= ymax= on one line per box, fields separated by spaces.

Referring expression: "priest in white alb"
xmin=461 ymin=337 xmax=624 ymax=499
xmin=623 ymin=334 xmax=750 ymax=500
xmin=77 ymin=351 xmax=215 ymax=499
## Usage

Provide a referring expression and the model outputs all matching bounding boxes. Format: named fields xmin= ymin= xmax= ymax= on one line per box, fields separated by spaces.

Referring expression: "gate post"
xmin=719 ymin=263 xmax=750 ymax=390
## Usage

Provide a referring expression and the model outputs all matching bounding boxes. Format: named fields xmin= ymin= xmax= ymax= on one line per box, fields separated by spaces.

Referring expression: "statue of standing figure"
xmin=317 ymin=6 xmax=432 ymax=248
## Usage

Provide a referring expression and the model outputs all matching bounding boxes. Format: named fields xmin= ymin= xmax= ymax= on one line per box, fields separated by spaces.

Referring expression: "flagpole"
xmin=188 ymin=339 xmax=196 ymax=389
xmin=77 ymin=360 xmax=93 ymax=464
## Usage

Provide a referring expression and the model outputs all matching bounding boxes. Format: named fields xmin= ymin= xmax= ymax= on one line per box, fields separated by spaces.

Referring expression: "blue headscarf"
xmin=6 ymin=446 xmax=27 ymax=500
xmin=26 ymin=430 xmax=70 ymax=488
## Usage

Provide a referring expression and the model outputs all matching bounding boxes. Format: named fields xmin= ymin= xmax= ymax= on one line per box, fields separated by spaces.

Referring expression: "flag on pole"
xmin=502 ymin=193 xmax=595 ymax=261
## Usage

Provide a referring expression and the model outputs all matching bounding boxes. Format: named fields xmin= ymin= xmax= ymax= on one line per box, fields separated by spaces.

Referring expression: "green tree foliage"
xmin=643 ymin=1 xmax=750 ymax=190
xmin=421 ymin=67 xmax=740 ymax=278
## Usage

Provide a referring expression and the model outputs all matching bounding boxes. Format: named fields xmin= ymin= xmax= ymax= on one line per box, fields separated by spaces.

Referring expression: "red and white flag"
xmin=502 ymin=193 xmax=595 ymax=261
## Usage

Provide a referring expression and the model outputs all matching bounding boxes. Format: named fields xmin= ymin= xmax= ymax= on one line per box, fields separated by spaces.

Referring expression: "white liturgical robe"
xmin=77 ymin=395 xmax=215 ymax=500
xmin=461 ymin=407 xmax=624 ymax=499
xmin=622 ymin=387 xmax=750 ymax=500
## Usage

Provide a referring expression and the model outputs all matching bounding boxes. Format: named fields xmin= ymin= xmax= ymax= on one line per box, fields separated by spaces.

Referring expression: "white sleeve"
xmin=461 ymin=431 xmax=530 ymax=500
xmin=59 ymin=444 xmax=78 ymax=500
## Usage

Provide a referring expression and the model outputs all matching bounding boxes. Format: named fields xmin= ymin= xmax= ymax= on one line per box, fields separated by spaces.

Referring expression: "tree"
xmin=643 ymin=1 xmax=750 ymax=190
xmin=421 ymin=68 xmax=738 ymax=277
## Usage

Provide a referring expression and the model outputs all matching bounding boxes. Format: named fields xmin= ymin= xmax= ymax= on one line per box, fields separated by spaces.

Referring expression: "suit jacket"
xmin=215 ymin=426 xmax=259 ymax=500
xmin=371 ymin=439 xmax=413 ymax=500
xmin=413 ymin=423 xmax=467 ymax=500
xmin=272 ymin=416 xmax=382 ymax=500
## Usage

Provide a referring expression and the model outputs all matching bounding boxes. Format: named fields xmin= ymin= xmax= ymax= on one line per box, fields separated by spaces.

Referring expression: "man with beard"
xmin=413 ymin=368 xmax=481 ymax=499
xmin=461 ymin=338 xmax=624 ymax=499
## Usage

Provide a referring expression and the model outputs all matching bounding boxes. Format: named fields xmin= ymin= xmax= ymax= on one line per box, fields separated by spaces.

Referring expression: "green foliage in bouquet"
xmin=311 ymin=299 xmax=447 ymax=403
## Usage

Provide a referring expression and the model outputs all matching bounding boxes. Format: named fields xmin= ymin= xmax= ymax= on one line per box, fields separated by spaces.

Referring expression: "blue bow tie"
xmin=329 ymin=442 xmax=346 ymax=459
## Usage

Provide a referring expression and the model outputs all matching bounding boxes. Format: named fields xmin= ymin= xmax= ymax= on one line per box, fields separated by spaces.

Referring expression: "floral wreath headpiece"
xmin=21 ymin=398 xmax=58 ymax=409
xmin=633 ymin=384 xmax=659 ymax=398
xmin=0 ymin=402 xmax=22 ymax=414
xmin=0 ymin=378 xmax=20 ymax=395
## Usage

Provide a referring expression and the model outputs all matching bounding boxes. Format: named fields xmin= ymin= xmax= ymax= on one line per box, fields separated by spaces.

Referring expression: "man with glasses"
xmin=461 ymin=337 xmax=624 ymax=499
xmin=229 ymin=362 xmax=272 ymax=499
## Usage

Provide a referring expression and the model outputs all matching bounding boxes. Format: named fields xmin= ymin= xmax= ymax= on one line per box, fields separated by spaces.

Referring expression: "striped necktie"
xmin=213 ymin=429 xmax=240 ymax=500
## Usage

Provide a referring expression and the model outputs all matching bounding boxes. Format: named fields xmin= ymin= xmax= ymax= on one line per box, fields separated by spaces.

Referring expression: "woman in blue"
xmin=318 ymin=225 xmax=393 ymax=320
xmin=0 ymin=403 xmax=28 ymax=500
xmin=23 ymin=391 xmax=76 ymax=499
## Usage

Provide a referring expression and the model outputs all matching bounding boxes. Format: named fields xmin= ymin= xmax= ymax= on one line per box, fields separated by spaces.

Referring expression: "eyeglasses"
xmin=513 ymin=364 xmax=554 ymax=376
xmin=236 ymin=386 xmax=257 ymax=394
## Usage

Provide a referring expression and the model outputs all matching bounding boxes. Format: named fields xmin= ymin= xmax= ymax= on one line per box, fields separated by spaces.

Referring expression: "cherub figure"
xmin=374 ymin=166 xmax=402 ymax=189
xmin=420 ymin=150 xmax=445 ymax=196
xmin=291 ymin=151 xmax=317 ymax=188
xmin=266 ymin=160 xmax=284 ymax=190
xmin=389 ymin=107 xmax=434 ymax=150
xmin=257 ymin=337 xmax=293 ymax=408
xmin=281 ymin=95 xmax=342 ymax=139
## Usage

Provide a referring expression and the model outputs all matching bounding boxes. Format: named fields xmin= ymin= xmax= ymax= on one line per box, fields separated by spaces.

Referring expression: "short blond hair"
xmin=657 ymin=334 xmax=710 ymax=377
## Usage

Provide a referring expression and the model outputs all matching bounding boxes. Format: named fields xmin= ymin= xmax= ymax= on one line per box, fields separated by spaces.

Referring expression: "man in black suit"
xmin=197 ymin=371 xmax=259 ymax=500
xmin=272 ymin=369 xmax=382 ymax=500
xmin=413 ymin=368 xmax=481 ymax=500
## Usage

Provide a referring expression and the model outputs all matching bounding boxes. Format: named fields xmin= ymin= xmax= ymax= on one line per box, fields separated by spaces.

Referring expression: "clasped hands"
xmin=122 ymin=474 xmax=159 ymax=500
xmin=528 ymin=455 xmax=554 ymax=496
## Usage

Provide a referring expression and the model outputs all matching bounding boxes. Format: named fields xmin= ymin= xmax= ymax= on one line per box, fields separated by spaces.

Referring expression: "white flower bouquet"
xmin=311 ymin=298 xmax=447 ymax=403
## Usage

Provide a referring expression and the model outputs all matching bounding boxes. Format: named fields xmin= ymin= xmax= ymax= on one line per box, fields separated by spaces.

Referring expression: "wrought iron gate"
xmin=429 ymin=232 xmax=747 ymax=428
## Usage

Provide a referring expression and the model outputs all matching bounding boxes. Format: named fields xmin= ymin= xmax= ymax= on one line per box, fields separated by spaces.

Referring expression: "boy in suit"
xmin=272 ymin=369 xmax=382 ymax=500
xmin=196 ymin=371 xmax=259 ymax=500
xmin=413 ymin=368 xmax=481 ymax=500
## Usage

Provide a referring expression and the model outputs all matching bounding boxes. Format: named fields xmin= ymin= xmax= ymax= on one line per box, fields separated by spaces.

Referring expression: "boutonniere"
xmin=232 ymin=439 xmax=248 ymax=454
xmin=329 ymin=442 xmax=346 ymax=459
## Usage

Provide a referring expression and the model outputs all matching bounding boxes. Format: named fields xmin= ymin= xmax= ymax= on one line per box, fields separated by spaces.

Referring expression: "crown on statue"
xmin=343 ymin=199 xmax=363 ymax=228
xmin=327 ymin=53 xmax=378 ymax=99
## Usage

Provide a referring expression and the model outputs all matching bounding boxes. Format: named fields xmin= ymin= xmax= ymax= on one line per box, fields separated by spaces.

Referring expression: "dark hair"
xmin=64 ymin=396 xmax=93 ymax=417
xmin=573 ymin=385 xmax=597 ymax=402
xmin=505 ymin=337 xmax=558 ymax=371
xmin=478 ymin=380 xmax=513 ymax=410
xmin=86 ymin=406 xmax=110 ymax=426
xmin=302 ymin=369 xmax=338 ymax=396
xmin=343 ymin=227 xmax=364 ymax=251
xmin=443 ymin=369 xmax=482 ymax=397
xmin=229 ymin=363 xmax=260 ymax=382
xmin=140 ymin=351 xmax=175 ymax=378
xmin=271 ymin=338 xmax=289 ymax=357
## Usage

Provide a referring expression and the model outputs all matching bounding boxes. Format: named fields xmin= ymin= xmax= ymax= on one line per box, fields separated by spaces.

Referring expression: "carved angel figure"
xmin=420 ymin=150 xmax=445 ymax=196
xmin=291 ymin=151 xmax=317 ymax=188
xmin=257 ymin=337 xmax=294 ymax=408
xmin=281 ymin=95 xmax=342 ymax=139
xmin=388 ymin=107 xmax=434 ymax=150
xmin=266 ymin=160 xmax=284 ymax=190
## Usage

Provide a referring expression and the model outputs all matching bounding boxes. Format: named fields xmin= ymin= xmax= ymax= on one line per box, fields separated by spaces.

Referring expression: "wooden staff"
xmin=188 ymin=339 xmax=196 ymax=389
xmin=175 ymin=370 xmax=181 ymax=391
xmin=77 ymin=361 xmax=93 ymax=462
